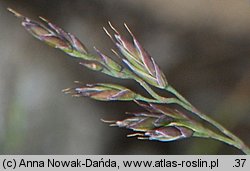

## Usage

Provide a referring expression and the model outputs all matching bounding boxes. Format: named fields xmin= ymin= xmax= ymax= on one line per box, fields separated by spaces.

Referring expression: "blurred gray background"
xmin=0 ymin=0 xmax=250 ymax=154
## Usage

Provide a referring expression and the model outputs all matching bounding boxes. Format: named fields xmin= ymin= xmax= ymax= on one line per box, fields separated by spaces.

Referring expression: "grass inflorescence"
xmin=8 ymin=8 xmax=250 ymax=154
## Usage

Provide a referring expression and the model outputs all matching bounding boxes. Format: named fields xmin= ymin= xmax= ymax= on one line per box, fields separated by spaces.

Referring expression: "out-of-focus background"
xmin=1 ymin=0 xmax=250 ymax=154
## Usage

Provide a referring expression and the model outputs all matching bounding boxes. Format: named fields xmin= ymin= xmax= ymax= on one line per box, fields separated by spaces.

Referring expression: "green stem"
xmin=134 ymin=76 xmax=165 ymax=100
xmin=191 ymin=107 xmax=250 ymax=154
xmin=165 ymin=84 xmax=250 ymax=154
xmin=133 ymin=77 xmax=250 ymax=154
xmin=165 ymin=85 xmax=192 ymax=106
xmin=135 ymin=94 xmax=180 ymax=105
xmin=195 ymin=130 xmax=250 ymax=154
